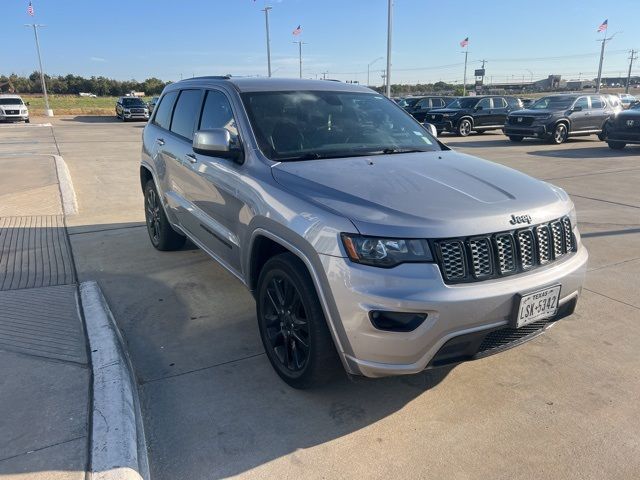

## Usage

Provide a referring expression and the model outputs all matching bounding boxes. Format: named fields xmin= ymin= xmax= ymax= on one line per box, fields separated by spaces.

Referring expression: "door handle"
xmin=185 ymin=153 xmax=197 ymax=164
xmin=156 ymin=138 xmax=165 ymax=146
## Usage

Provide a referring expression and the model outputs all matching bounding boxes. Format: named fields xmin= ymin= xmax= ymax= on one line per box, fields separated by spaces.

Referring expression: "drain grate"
xmin=0 ymin=215 xmax=75 ymax=291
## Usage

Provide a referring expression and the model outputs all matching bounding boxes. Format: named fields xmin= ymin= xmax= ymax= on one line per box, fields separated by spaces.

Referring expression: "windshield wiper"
xmin=380 ymin=148 xmax=430 ymax=154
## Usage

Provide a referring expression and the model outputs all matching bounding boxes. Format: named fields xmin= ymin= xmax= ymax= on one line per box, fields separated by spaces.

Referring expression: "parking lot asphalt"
xmin=6 ymin=117 xmax=639 ymax=479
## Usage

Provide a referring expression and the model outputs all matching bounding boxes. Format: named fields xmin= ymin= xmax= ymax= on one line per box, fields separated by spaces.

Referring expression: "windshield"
xmin=530 ymin=96 xmax=575 ymax=110
xmin=241 ymin=90 xmax=440 ymax=161
xmin=445 ymin=97 xmax=478 ymax=109
xmin=122 ymin=98 xmax=146 ymax=107
xmin=0 ymin=98 xmax=24 ymax=105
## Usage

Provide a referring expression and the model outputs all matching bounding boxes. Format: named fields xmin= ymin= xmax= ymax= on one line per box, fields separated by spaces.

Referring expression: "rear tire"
xmin=608 ymin=141 xmax=626 ymax=150
xmin=549 ymin=123 xmax=568 ymax=144
xmin=25 ymin=119 xmax=30 ymax=124
xmin=256 ymin=253 xmax=340 ymax=389
xmin=508 ymin=135 xmax=524 ymax=142
xmin=456 ymin=118 xmax=472 ymax=137
xmin=143 ymin=180 xmax=186 ymax=251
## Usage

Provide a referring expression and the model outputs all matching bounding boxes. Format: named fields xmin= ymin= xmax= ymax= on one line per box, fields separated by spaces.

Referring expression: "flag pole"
xmin=385 ymin=0 xmax=393 ymax=98
xmin=262 ymin=6 xmax=273 ymax=77
xmin=26 ymin=23 xmax=53 ymax=116
xmin=462 ymin=44 xmax=469 ymax=96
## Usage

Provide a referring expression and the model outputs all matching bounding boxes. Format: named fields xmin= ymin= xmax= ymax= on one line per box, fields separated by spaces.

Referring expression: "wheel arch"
xmin=457 ymin=115 xmax=474 ymax=128
xmin=140 ymin=164 xmax=154 ymax=192
xmin=247 ymin=228 xmax=354 ymax=372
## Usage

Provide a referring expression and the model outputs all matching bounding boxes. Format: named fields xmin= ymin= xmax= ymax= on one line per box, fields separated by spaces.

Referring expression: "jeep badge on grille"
xmin=509 ymin=214 xmax=532 ymax=225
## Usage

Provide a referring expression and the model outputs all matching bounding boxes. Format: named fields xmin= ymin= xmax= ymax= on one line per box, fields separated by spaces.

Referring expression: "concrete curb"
xmin=53 ymin=154 xmax=78 ymax=216
xmin=79 ymin=281 xmax=150 ymax=480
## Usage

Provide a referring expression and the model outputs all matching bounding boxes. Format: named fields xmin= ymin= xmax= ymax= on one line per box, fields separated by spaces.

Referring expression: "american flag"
xmin=460 ymin=37 xmax=469 ymax=48
xmin=27 ymin=1 xmax=34 ymax=16
xmin=597 ymin=19 xmax=608 ymax=32
xmin=292 ymin=25 xmax=302 ymax=36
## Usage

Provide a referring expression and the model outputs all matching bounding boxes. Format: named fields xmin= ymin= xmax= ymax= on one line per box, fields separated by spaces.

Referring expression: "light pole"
xmin=25 ymin=23 xmax=52 ymax=116
xmin=385 ymin=0 xmax=393 ymax=97
xmin=262 ymin=6 xmax=273 ymax=77
xmin=293 ymin=41 xmax=306 ymax=79
xmin=367 ymin=56 xmax=383 ymax=87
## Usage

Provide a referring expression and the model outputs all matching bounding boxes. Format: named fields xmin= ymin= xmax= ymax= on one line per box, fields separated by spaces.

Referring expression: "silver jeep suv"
xmin=140 ymin=77 xmax=588 ymax=388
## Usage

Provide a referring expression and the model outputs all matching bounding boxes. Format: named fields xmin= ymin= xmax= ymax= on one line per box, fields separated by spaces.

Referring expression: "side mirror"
xmin=572 ymin=105 xmax=583 ymax=112
xmin=193 ymin=128 xmax=243 ymax=163
xmin=424 ymin=123 xmax=438 ymax=137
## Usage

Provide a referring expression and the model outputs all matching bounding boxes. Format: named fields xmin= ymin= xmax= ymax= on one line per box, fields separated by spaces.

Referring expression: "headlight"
xmin=442 ymin=113 xmax=454 ymax=118
xmin=341 ymin=234 xmax=433 ymax=268
xmin=124 ymin=109 xmax=130 ymax=113
xmin=533 ymin=115 xmax=552 ymax=122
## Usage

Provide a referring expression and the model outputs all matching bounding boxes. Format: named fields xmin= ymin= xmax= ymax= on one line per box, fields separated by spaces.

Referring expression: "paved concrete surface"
xmin=0 ymin=122 xmax=89 ymax=479
xmin=17 ymin=118 xmax=640 ymax=479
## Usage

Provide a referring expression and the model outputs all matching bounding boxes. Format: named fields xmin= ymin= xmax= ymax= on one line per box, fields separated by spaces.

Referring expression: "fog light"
xmin=369 ymin=311 xmax=427 ymax=332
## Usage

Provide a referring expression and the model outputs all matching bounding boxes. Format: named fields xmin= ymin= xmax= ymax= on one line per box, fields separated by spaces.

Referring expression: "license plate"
xmin=514 ymin=285 xmax=561 ymax=328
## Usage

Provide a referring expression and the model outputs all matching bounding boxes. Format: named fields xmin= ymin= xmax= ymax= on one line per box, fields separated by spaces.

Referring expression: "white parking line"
xmin=0 ymin=122 xmax=52 ymax=128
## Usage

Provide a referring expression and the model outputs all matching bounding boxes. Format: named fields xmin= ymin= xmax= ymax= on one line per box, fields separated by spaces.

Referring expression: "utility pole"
xmin=262 ymin=6 xmax=273 ymax=77
xmin=596 ymin=31 xmax=620 ymax=93
xmin=25 ymin=24 xmax=52 ymax=116
xmin=626 ymin=49 xmax=637 ymax=94
xmin=321 ymin=71 xmax=328 ymax=80
xmin=293 ymin=41 xmax=305 ymax=79
xmin=385 ymin=0 xmax=393 ymax=97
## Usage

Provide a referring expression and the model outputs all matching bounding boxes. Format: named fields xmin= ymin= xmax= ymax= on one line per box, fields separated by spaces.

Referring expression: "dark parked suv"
xmin=602 ymin=101 xmax=640 ymax=149
xmin=427 ymin=95 xmax=522 ymax=136
xmin=504 ymin=94 xmax=614 ymax=144
xmin=407 ymin=96 xmax=457 ymax=122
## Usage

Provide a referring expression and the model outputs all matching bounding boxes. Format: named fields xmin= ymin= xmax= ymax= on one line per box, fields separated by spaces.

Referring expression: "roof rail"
xmin=183 ymin=75 xmax=231 ymax=81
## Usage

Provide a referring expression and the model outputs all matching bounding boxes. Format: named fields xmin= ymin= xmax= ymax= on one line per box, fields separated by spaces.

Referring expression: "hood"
xmin=616 ymin=108 xmax=640 ymax=119
xmin=271 ymin=151 xmax=571 ymax=238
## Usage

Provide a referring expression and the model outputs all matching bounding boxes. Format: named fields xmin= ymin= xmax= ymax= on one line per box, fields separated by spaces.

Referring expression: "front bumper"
xmin=0 ymin=113 xmax=29 ymax=122
xmin=430 ymin=119 xmax=454 ymax=132
xmin=319 ymin=244 xmax=588 ymax=378
xmin=123 ymin=112 xmax=149 ymax=120
xmin=606 ymin=128 xmax=640 ymax=144
xmin=504 ymin=125 xmax=548 ymax=137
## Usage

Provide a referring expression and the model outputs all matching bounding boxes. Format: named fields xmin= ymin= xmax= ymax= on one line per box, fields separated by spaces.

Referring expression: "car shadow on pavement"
xmin=61 ymin=116 xmax=148 ymax=125
xmin=65 ymin=222 xmax=455 ymax=480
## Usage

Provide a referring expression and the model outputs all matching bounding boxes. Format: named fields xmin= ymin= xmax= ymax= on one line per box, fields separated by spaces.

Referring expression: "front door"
xmin=473 ymin=97 xmax=493 ymax=127
xmin=568 ymin=96 xmax=591 ymax=131
xmin=180 ymin=89 xmax=245 ymax=274
xmin=489 ymin=97 xmax=509 ymax=126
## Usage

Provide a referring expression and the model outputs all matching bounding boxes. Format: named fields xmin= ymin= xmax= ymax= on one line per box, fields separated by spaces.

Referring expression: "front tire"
xmin=257 ymin=253 xmax=340 ymax=389
xmin=608 ymin=141 xmax=626 ymax=150
xmin=143 ymin=180 xmax=186 ymax=251
xmin=549 ymin=123 xmax=568 ymax=144
xmin=508 ymin=135 xmax=524 ymax=142
xmin=456 ymin=118 xmax=472 ymax=137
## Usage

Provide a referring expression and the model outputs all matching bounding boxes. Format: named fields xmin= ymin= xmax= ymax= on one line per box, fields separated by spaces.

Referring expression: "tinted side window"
xmin=590 ymin=96 xmax=605 ymax=108
xmin=492 ymin=97 xmax=507 ymax=109
xmin=199 ymin=90 xmax=238 ymax=137
xmin=476 ymin=98 xmax=491 ymax=109
xmin=574 ymin=97 xmax=589 ymax=109
xmin=153 ymin=91 xmax=178 ymax=130
xmin=170 ymin=90 xmax=202 ymax=140
xmin=433 ymin=98 xmax=444 ymax=108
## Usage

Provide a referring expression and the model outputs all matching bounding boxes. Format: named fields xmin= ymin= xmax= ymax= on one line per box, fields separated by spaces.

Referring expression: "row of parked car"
xmin=396 ymin=93 xmax=640 ymax=150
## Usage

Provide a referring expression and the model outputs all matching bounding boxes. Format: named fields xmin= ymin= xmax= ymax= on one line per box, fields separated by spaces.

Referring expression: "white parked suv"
xmin=0 ymin=95 xmax=29 ymax=123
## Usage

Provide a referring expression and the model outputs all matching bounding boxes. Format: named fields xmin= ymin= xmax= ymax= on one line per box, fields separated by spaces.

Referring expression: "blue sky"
xmin=1 ymin=0 xmax=638 ymax=85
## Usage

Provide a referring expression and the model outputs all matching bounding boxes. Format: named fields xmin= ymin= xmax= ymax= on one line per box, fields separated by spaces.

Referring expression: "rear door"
xmin=490 ymin=97 xmax=509 ymax=125
xmin=588 ymin=95 xmax=609 ymax=130
xmin=162 ymin=89 xmax=204 ymax=235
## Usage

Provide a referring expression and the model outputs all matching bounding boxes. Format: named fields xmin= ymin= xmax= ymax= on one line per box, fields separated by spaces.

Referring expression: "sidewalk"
xmin=0 ymin=151 xmax=89 ymax=479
